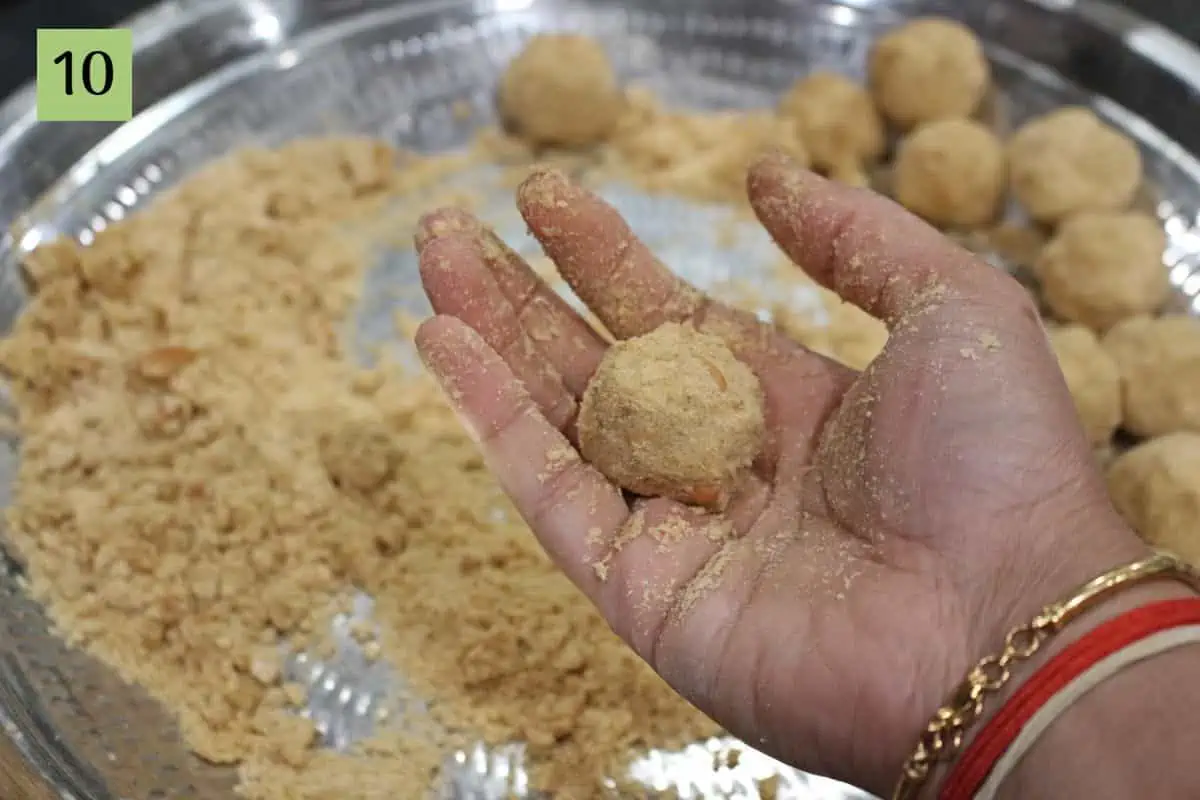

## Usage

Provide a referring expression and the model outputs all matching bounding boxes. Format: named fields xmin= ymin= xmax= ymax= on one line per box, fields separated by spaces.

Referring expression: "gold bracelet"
xmin=892 ymin=549 xmax=1200 ymax=800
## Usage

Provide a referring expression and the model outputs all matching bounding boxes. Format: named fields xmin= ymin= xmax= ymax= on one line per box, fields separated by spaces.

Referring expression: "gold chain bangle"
xmin=891 ymin=549 xmax=1200 ymax=800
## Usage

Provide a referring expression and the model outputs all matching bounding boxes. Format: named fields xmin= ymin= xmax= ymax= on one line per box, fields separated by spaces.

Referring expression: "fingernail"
xmin=517 ymin=166 xmax=573 ymax=212
xmin=414 ymin=207 xmax=477 ymax=251
xmin=749 ymin=151 xmax=820 ymax=191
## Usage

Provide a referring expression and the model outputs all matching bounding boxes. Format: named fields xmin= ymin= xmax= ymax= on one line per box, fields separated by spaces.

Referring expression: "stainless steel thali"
xmin=2 ymin=0 xmax=1200 ymax=797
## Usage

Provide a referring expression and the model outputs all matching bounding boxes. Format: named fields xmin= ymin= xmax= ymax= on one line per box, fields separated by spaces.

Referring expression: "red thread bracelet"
xmin=939 ymin=597 xmax=1200 ymax=800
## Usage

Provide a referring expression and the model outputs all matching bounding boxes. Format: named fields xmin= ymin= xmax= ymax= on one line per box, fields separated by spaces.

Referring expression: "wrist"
xmin=930 ymin=559 xmax=1200 ymax=799
xmin=973 ymin=515 xmax=1152 ymax=670
xmin=992 ymin=586 xmax=1200 ymax=799
xmin=911 ymin=517 xmax=1190 ymax=799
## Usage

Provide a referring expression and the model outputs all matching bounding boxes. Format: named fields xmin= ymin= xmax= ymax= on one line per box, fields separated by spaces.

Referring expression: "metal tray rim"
xmin=2 ymin=0 xmax=1200 ymax=140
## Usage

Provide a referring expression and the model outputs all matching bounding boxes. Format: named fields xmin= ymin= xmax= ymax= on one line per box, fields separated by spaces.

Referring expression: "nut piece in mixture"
xmin=1033 ymin=212 xmax=1167 ymax=331
xmin=893 ymin=118 xmax=1006 ymax=228
xmin=1007 ymin=107 xmax=1143 ymax=224
xmin=1103 ymin=315 xmax=1200 ymax=438
xmin=868 ymin=18 xmax=991 ymax=130
xmin=498 ymin=33 xmax=625 ymax=148
xmin=778 ymin=72 xmax=885 ymax=185
xmin=1047 ymin=325 xmax=1121 ymax=445
xmin=577 ymin=323 xmax=765 ymax=510
xmin=1107 ymin=433 xmax=1200 ymax=567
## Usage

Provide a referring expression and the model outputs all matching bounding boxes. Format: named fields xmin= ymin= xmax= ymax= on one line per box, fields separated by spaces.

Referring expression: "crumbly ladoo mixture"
xmin=768 ymin=291 xmax=892 ymax=371
xmin=603 ymin=88 xmax=810 ymax=204
xmin=0 ymin=137 xmax=714 ymax=799
xmin=710 ymin=260 xmax=888 ymax=373
xmin=577 ymin=322 xmax=765 ymax=511
xmin=777 ymin=294 xmax=889 ymax=372
xmin=717 ymin=263 xmax=889 ymax=372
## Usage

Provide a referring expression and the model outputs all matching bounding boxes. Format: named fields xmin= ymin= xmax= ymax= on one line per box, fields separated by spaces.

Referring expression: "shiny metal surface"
xmin=0 ymin=0 xmax=1199 ymax=798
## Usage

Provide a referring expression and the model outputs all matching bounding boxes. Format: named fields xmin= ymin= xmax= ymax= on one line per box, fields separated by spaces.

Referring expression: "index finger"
xmin=516 ymin=167 xmax=705 ymax=342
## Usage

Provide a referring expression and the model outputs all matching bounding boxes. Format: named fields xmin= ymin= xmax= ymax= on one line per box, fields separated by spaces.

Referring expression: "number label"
xmin=37 ymin=29 xmax=132 ymax=122
xmin=52 ymin=50 xmax=116 ymax=97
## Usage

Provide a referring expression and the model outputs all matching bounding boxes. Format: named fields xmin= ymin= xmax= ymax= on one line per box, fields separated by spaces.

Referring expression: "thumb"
xmin=747 ymin=153 xmax=1038 ymax=330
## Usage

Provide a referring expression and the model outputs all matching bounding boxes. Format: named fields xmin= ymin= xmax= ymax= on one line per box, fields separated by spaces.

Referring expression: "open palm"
xmin=413 ymin=155 xmax=1147 ymax=795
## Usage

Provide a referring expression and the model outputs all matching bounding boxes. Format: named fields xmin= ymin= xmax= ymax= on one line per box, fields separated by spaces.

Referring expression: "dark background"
xmin=0 ymin=0 xmax=1197 ymax=101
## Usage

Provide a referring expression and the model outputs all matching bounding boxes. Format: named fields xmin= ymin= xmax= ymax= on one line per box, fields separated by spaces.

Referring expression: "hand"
xmin=412 ymin=155 xmax=1148 ymax=795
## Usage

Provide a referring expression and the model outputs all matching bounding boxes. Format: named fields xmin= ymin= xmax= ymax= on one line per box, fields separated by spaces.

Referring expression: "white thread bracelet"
xmin=974 ymin=623 xmax=1200 ymax=800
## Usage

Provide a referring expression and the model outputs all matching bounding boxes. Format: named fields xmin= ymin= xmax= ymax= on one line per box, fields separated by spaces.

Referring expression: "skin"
xmin=412 ymin=154 xmax=1160 ymax=795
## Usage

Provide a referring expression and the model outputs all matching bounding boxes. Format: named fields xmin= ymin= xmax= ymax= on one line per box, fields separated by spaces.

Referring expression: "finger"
xmin=417 ymin=207 xmax=607 ymax=396
xmin=416 ymin=315 xmax=628 ymax=597
xmin=748 ymin=153 xmax=1032 ymax=326
xmin=516 ymin=167 xmax=705 ymax=342
xmin=419 ymin=233 xmax=578 ymax=432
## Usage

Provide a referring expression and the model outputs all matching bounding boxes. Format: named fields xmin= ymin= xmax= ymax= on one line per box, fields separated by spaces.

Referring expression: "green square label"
xmin=36 ymin=29 xmax=133 ymax=122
